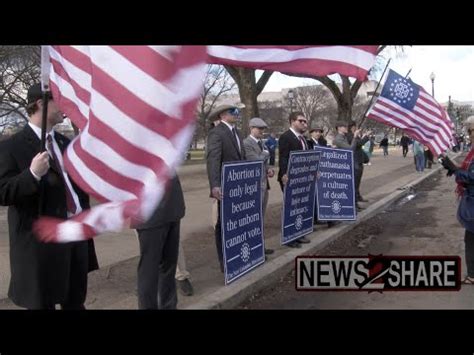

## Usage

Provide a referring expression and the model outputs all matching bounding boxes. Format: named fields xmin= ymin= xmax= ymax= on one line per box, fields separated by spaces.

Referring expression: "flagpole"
xmin=40 ymin=46 xmax=50 ymax=152
xmin=358 ymin=58 xmax=391 ymax=129
xmin=39 ymin=46 xmax=51 ymax=215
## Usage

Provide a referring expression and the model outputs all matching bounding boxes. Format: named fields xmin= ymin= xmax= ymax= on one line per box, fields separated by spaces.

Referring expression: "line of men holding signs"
xmin=206 ymin=105 xmax=370 ymax=284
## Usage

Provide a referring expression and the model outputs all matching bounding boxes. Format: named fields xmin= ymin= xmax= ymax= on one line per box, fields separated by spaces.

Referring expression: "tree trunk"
xmin=234 ymin=69 xmax=258 ymax=136
xmin=315 ymin=75 xmax=355 ymax=124
xmin=338 ymin=76 xmax=354 ymax=122
xmin=337 ymin=96 xmax=353 ymax=122
xmin=225 ymin=66 xmax=272 ymax=137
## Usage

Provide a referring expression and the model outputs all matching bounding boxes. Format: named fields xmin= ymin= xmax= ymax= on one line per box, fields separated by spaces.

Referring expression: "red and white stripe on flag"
xmin=367 ymin=86 xmax=454 ymax=157
xmin=207 ymin=46 xmax=379 ymax=81
xmin=34 ymin=46 xmax=208 ymax=243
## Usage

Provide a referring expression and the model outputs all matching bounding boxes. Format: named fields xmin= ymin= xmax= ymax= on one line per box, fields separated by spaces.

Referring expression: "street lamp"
xmin=288 ymin=89 xmax=294 ymax=112
xmin=429 ymin=72 xmax=436 ymax=98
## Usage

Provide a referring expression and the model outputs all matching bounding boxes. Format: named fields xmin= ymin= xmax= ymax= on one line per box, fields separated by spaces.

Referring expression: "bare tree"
xmin=0 ymin=46 xmax=41 ymax=137
xmin=224 ymin=67 xmax=273 ymax=135
xmin=258 ymin=100 xmax=286 ymax=135
xmin=193 ymin=65 xmax=237 ymax=147
xmin=0 ymin=46 xmax=41 ymax=120
xmin=292 ymin=85 xmax=331 ymax=129
xmin=455 ymin=104 xmax=474 ymax=123
xmin=0 ymin=105 xmax=27 ymax=136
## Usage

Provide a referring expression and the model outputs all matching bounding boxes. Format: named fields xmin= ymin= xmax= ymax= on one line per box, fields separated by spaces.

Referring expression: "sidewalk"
xmin=0 ymin=149 xmax=457 ymax=309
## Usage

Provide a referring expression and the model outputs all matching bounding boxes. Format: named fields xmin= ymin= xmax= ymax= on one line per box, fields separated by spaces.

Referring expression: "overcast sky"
xmin=262 ymin=46 xmax=474 ymax=104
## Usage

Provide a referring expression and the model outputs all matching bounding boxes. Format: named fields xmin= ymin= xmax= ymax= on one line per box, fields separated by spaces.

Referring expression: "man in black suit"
xmin=278 ymin=111 xmax=311 ymax=248
xmin=206 ymin=104 xmax=245 ymax=272
xmin=0 ymin=83 xmax=98 ymax=310
xmin=134 ymin=175 xmax=185 ymax=309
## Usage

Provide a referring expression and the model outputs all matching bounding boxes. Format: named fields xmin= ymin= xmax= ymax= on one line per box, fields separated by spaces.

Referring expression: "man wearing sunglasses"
xmin=206 ymin=105 xmax=246 ymax=272
xmin=277 ymin=111 xmax=311 ymax=248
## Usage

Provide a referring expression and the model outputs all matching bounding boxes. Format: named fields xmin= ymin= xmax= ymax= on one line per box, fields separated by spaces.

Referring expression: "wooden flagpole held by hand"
xmin=39 ymin=46 xmax=51 ymax=215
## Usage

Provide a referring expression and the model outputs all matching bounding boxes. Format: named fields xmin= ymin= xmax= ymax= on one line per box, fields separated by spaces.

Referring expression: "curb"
xmin=185 ymin=153 xmax=461 ymax=309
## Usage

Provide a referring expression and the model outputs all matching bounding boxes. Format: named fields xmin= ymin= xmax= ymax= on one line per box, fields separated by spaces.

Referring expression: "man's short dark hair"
xmin=288 ymin=111 xmax=305 ymax=124
xmin=26 ymin=83 xmax=53 ymax=116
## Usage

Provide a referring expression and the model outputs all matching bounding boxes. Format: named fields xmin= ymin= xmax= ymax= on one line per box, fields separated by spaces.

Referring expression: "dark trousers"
xmin=61 ymin=242 xmax=89 ymax=310
xmin=269 ymin=150 xmax=276 ymax=166
xmin=402 ymin=145 xmax=409 ymax=157
xmin=465 ymin=230 xmax=474 ymax=277
xmin=314 ymin=193 xmax=319 ymax=221
xmin=214 ymin=201 xmax=224 ymax=270
xmin=29 ymin=243 xmax=89 ymax=310
xmin=136 ymin=222 xmax=180 ymax=309
xmin=355 ymin=165 xmax=364 ymax=200
xmin=424 ymin=150 xmax=433 ymax=168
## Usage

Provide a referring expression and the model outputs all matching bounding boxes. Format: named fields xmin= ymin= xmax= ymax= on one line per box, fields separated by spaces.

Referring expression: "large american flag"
xmin=34 ymin=46 xmax=208 ymax=242
xmin=367 ymin=69 xmax=454 ymax=156
xmin=208 ymin=46 xmax=379 ymax=81
xmin=35 ymin=45 xmax=378 ymax=242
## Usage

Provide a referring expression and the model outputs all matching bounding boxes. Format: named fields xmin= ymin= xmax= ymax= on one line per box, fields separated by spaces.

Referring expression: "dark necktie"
xmin=258 ymin=140 xmax=263 ymax=151
xmin=47 ymin=134 xmax=77 ymax=214
xmin=232 ymin=127 xmax=241 ymax=153
xmin=299 ymin=135 xmax=307 ymax=150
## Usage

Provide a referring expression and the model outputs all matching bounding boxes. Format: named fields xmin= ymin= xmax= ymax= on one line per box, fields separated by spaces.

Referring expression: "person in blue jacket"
xmin=265 ymin=132 xmax=278 ymax=166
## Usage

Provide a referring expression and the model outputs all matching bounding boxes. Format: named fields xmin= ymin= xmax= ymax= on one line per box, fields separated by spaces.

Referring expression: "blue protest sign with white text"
xmin=282 ymin=150 xmax=321 ymax=245
xmin=221 ymin=161 xmax=265 ymax=284
xmin=314 ymin=146 xmax=356 ymax=220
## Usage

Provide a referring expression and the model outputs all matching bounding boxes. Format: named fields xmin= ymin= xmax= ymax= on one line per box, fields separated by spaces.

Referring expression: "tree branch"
xmin=312 ymin=75 xmax=342 ymax=101
xmin=224 ymin=65 xmax=240 ymax=83
xmin=350 ymin=80 xmax=363 ymax=100
xmin=256 ymin=70 xmax=273 ymax=96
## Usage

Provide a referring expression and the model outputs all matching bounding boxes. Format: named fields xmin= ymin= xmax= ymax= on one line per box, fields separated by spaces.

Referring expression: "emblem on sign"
xmin=240 ymin=243 xmax=251 ymax=262
xmin=331 ymin=200 xmax=341 ymax=214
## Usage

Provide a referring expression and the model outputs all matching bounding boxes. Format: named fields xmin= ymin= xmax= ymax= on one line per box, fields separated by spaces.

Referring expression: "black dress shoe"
xmin=286 ymin=241 xmax=301 ymax=248
xmin=298 ymin=236 xmax=310 ymax=243
xmin=177 ymin=279 xmax=194 ymax=296
xmin=264 ymin=248 xmax=274 ymax=255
